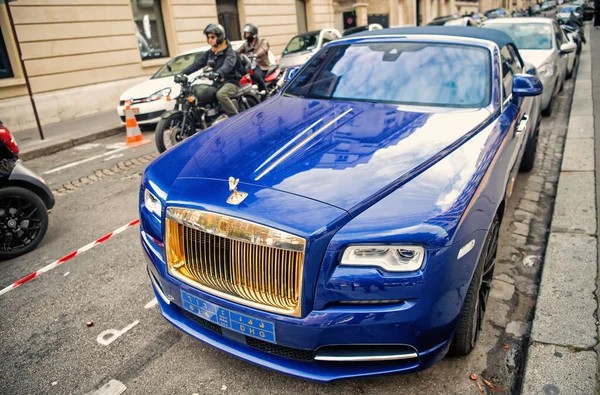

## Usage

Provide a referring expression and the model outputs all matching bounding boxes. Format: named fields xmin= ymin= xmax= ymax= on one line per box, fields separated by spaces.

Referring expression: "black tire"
xmin=449 ymin=215 xmax=500 ymax=356
xmin=0 ymin=186 xmax=49 ymax=261
xmin=541 ymin=94 xmax=553 ymax=117
xmin=520 ymin=127 xmax=539 ymax=172
xmin=155 ymin=112 xmax=184 ymax=153
xmin=559 ymin=74 xmax=564 ymax=92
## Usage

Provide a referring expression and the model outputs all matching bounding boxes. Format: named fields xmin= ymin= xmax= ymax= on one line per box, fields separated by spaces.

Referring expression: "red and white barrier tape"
xmin=0 ymin=219 xmax=140 ymax=297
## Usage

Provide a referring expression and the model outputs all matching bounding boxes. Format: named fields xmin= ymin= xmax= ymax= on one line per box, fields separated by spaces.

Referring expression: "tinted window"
xmin=284 ymin=42 xmax=491 ymax=108
xmin=130 ymin=0 xmax=169 ymax=60
xmin=483 ymin=23 xmax=553 ymax=49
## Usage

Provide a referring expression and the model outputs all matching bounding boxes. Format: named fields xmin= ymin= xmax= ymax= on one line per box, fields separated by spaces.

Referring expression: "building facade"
xmin=0 ymin=0 xmax=335 ymax=133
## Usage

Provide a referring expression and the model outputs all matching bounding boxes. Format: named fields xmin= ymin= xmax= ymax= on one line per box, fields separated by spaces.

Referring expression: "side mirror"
xmin=560 ymin=41 xmax=577 ymax=54
xmin=207 ymin=59 xmax=216 ymax=68
xmin=284 ymin=67 xmax=300 ymax=82
xmin=512 ymin=74 xmax=543 ymax=98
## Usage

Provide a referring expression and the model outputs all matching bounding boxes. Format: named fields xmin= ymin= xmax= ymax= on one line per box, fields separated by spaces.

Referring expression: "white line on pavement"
xmin=44 ymin=146 xmax=129 ymax=174
xmin=144 ymin=298 xmax=158 ymax=309
xmin=91 ymin=379 xmax=127 ymax=395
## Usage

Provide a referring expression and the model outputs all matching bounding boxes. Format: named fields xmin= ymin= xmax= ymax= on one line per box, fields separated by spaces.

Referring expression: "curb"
xmin=521 ymin=24 xmax=598 ymax=394
xmin=19 ymin=125 xmax=125 ymax=161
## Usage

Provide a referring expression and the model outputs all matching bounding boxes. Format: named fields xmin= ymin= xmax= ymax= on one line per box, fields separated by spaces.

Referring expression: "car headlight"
xmin=537 ymin=63 xmax=555 ymax=78
xmin=147 ymin=88 xmax=171 ymax=102
xmin=144 ymin=188 xmax=162 ymax=217
xmin=341 ymin=245 xmax=425 ymax=272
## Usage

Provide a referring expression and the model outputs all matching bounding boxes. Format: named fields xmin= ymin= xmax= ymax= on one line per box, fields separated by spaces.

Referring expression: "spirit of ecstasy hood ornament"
xmin=227 ymin=177 xmax=248 ymax=205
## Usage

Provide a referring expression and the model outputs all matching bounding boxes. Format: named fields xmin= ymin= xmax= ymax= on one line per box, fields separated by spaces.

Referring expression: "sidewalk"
xmin=13 ymin=110 xmax=124 ymax=161
xmin=521 ymin=25 xmax=598 ymax=394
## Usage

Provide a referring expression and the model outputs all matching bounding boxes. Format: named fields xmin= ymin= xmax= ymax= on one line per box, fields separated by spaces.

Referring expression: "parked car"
xmin=443 ymin=16 xmax=481 ymax=26
xmin=342 ymin=23 xmax=383 ymax=36
xmin=116 ymin=41 xmax=251 ymax=125
xmin=278 ymin=28 xmax=341 ymax=71
xmin=541 ymin=1 xmax=552 ymax=10
xmin=484 ymin=7 xmax=509 ymax=18
xmin=557 ymin=5 xmax=585 ymax=22
xmin=562 ymin=28 xmax=578 ymax=79
xmin=528 ymin=4 xmax=542 ymax=15
xmin=482 ymin=17 xmax=576 ymax=116
xmin=0 ymin=122 xmax=54 ymax=260
xmin=140 ymin=26 xmax=543 ymax=381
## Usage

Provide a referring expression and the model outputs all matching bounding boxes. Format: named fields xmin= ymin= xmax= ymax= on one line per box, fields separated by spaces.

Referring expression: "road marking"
xmin=44 ymin=146 xmax=129 ymax=174
xmin=97 ymin=321 xmax=139 ymax=346
xmin=0 ymin=219 xmax=140 ymax=297
xmin=91 ymin=379 xmax=127 ymax=395
xmin=103 ymin=153 xmax=124 ymax=162
xmin=144 ymin=298 xmax=158 ymax=309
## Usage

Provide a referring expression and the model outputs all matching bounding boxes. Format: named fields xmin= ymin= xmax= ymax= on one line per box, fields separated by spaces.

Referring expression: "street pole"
xmin=4 ymin=0 xmax=45 ymax=140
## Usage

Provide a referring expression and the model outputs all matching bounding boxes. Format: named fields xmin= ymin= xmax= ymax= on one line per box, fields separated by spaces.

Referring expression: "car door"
xmin=498 ymin=46 xmax=527 ymax=194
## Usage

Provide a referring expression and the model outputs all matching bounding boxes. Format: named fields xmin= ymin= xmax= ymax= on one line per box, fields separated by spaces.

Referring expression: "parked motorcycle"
xmin=155 ymin=63 xmax=261 ymax=153
xmin=241 ymin=53 xmax=285 ymax=99
xmin=0 ymin=121 xmax=54 ymax=260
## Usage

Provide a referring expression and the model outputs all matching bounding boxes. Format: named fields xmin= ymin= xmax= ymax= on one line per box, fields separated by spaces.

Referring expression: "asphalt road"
xmin=0 ymin=61 xmax=576 ymax=394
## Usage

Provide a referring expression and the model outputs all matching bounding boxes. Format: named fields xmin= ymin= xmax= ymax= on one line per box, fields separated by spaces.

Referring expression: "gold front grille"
xmin=166 ymin=208 xmax=306 ymax=317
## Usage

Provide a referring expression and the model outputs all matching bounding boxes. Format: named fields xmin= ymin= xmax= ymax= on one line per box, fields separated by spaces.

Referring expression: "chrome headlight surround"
xmin=341 ymin=245 xmax=425 ymax=272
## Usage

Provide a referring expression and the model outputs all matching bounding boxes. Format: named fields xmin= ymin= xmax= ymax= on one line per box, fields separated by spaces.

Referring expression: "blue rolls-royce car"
xmin=140 ymin=27 xmax=542 ymax=381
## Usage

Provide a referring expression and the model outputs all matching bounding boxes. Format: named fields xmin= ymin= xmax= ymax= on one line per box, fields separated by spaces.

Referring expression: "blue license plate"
xmin=181 ymin=290 xmax=277 ymax=344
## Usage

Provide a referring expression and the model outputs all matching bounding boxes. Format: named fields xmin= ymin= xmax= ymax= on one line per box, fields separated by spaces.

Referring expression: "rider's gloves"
xmin=207 ymin=72 xmax=220 ymax=80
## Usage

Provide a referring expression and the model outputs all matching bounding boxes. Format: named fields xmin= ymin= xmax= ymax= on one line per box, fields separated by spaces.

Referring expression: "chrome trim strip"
xmin=254 ymin=108 xmax=353 ymax=181
xmin=314 ymin=351 xmax=418 ymax=362
xmin=148 ymin=269 xmax=170 ymax=305
xmin=167 ymin=208 xmax=306 ymax=253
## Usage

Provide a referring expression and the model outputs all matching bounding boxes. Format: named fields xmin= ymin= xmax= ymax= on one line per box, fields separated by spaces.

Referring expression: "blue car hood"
xmin=175 ymin=96 xmax=492 ymax=212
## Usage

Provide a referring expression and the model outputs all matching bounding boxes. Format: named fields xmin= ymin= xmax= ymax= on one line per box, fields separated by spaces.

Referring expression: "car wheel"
xmin=449 ymin=215 xmax=499 ymax=356
xmin=0 ymin=186 xmax=49 ymax=261
xmin=541 ymin=94 xmax=553 ymax=117
xmin=559 ymin=73 xmax=565 ymax=92
xmin=520 ymin=126 xmax=539 ymax=172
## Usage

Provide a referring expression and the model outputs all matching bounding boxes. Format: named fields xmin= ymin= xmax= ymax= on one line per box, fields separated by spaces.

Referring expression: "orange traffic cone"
xmin=123 ymin=100 xmax=151 ymax=147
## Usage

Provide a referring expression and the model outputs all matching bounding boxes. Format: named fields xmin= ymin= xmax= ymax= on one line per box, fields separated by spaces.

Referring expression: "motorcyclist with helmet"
xmin=181 ymin=23 xmax=239 ymax=117
xmin=236 ymin=23 xmax=271 ymax=96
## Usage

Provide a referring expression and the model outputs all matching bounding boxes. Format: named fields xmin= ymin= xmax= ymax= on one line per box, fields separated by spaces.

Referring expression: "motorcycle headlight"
xmin=537 ymin=63 xmax=555 ymax=78
xmin=147 ymin=88 xmax=171 ymax=102
xmin=144 ymin=188 xmax=162 ymax=218
xmin=341 ymin=245 xmax=425 ymax=272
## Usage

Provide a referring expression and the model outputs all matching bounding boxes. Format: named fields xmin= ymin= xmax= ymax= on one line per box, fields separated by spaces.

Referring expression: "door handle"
xmin=516 ymin=114 xmax=529 ymax=135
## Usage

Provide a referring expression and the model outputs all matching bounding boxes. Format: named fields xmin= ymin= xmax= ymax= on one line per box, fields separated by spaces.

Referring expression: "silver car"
xmin=482 ymin=17 xmax=576 ymax=116
xmin=278 ymin=28 xmax=341 ymax=71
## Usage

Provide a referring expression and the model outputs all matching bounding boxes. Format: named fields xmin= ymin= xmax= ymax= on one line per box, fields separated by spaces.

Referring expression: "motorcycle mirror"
xmin=207 ymin=60 xmax=216 ymax=68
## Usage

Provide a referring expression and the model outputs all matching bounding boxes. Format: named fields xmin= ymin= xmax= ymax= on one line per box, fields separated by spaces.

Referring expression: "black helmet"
xmin=204 ymin=23 xmax=226 ymax=45
xmin=242 ymin=23 xmax=258 ymax=43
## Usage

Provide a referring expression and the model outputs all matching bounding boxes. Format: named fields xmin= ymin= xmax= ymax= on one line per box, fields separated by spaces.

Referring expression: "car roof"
xmin=350 ymin=26 xmax=516 ymax=49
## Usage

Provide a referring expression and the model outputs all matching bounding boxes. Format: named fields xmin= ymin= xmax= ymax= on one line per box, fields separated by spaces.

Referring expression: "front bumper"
xmin=141 ymin=226 xmax=488 ymax=381
xmin=116 ymin=99 xmax=175 ymax=125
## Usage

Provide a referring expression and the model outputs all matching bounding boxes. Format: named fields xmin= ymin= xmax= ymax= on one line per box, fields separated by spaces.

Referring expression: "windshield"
xmin=283 ymin=33 xmax=320 ymax=55
xmin=284 ymin=42 xmax=491 ymax=108
xmin=483 ymin=23 xmax=553 ymax=49
xmin=152 ymin=51 xmax=204 ymax=79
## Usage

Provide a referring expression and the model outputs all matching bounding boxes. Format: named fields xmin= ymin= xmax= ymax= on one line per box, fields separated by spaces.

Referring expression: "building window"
xmin=217 ymin=0 xmax=241 ymax=41
xmin=0 ymin=29 xmax=13 ymax=79
xmin=130 ymin=0 xmax=169 ymax=60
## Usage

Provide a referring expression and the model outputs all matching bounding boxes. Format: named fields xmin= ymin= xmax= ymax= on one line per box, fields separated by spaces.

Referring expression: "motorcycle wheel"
xmin=0 ymin=186 xmax=49 ymax=261
xmin=155 ymin=112 xmax=184 ymax=153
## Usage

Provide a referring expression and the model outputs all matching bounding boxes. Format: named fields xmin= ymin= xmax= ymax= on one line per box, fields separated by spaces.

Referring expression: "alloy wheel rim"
xmin=474 ymin=221 xmax=499 ymax=345
xmin=0 ymin=195 xmax=42 ymax=252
